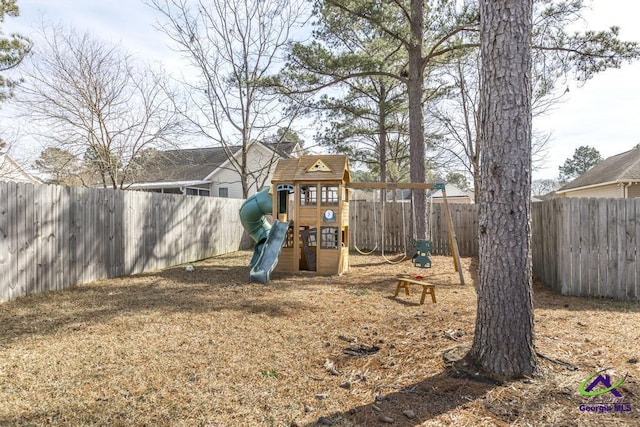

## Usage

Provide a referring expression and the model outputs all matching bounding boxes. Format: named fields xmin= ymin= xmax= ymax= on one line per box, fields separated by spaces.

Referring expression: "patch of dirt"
xmin=0 ymin=251 xmax=638 ymax=426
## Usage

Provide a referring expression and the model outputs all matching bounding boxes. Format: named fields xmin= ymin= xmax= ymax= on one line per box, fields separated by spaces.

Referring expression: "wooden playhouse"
xmin=271 ymin=155 xmax=350 ymax=275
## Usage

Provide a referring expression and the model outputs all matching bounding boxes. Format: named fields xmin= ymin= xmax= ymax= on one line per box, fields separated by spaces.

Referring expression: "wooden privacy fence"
xmin=349 ymin=201 xmax=479 ymax=256
xmin=6 ymin=182 xmax=637 ymax=302
xmin=351 ymin=197 xmax=640 ymax=300
xmin=532 ymin=198 xmax=640 ymax=300
xmin=0 ymin=181 xmax=250 ymax=303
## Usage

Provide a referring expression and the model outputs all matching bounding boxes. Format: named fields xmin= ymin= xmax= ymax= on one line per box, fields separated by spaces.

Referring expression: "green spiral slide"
xmin=239 ymin=187 xmax=290 ymax=284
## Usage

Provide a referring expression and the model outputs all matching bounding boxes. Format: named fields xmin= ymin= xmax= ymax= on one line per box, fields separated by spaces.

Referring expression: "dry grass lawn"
xmin=0 ymin=251 xmax=639 ymax=426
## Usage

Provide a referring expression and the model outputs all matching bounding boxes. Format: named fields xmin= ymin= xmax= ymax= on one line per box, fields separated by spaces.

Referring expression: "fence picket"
xmin=615 ymin=199 xmax=627 ymax=299
xmin=16 ymin=183 xmax=28 ymax=297
xmin=635 ymin=199 xmax=640 ymax=300
xmin=596 ymin=199 xmax=608 ymax=296
xmin=0 ymin=182 xmax=9 ymax=301
xmin=604 ymin=199 xmax=618 ymax=298
xmin=625 ymin=200 xmax=636 ymax=299
xmin=7 ymin=182 xmax=18 ymax=300
xmin=33 ymin=184 xmax=46 ymax=294
xmin=59 ymin=186 xmax=70 ymax=292
xmin=586 ymin=199 xmax=599 ymax=296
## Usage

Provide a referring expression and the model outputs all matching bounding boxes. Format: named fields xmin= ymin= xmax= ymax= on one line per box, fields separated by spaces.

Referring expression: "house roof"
xmin=557 ymin=147 xmax=640 ymax=193
xmin=272 ymin=155 xmax=350 ymax=183
xmin=132 ymin=142 xmax=299 ymax=184
xmin=0 ymin=153 xmax=42 ymax=184
xmin=428 ymin=183 xmax=473 ymax=200
xmin=268 ymin=142 xmax=300 ymax=159
xmin=391 ymin=183 xmax=473 ymax=202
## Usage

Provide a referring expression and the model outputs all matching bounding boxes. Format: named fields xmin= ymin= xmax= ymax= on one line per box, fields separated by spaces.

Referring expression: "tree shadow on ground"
xmin=0 ymin=264 xmax=312 ymax=347
xmin=301 ymin=364 xmax=500 ymax=426
xmin=384 ymin=295 xmax=423 ymax=307
xmin=402 ymin=255 xmax=478 ymax=288
xmin=450 ymin=255 xmax=640 ymax=314
xmin=532 ymin=279 xmax=640 ymax=314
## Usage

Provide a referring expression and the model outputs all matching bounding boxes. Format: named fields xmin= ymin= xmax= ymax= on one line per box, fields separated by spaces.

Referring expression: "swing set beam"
xmin=346 ymin=181 xmax=465 ymax=285
xmin=346 ymin=182 xmax=444 ymax=190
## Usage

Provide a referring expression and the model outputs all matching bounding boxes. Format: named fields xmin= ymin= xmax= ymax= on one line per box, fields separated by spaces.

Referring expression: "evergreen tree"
xmin=0 ymin=0 xmax=31 ymax=100
xmin=558 ymin=145 xmax=603 ymax=181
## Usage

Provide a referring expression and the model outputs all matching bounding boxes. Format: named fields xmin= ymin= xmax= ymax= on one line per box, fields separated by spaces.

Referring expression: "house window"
xmin=320 ymin=227 xmax=339 ymax=249
xmin=321 ymin=184 xmax=339 ymax=206
xmin=218 ymin=187 xmax=229 ymax=198
xmin=186 ymin=187 xmax=210 ymax=196
xmin=299 ymin=184 xmax=317 ymax=206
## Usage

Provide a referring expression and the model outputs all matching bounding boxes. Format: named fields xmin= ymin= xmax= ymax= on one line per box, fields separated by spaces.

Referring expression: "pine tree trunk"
xmin=468 ymin=0 xmax=537 ymax=379
xmin=408 ymin=0 xmax=426 ymax=240
xmin=378 ymin=85 xmax=387 ymax=184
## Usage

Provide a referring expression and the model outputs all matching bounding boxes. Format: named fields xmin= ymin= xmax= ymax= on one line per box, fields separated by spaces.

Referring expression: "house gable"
xmin=207 ymin=142 xmax=284 ymax=198
xmin=0 ymin=153 xmax=41 ymax=184
xmin=130 ymin=141 xmax=298 ymax=198
xmin=428 ymin=183 xmax=474 ymax=204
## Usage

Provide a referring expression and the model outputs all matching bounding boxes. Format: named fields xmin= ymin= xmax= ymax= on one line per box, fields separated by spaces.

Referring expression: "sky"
xmin=2 ymin=0 xmax=640 ymax=181
xmin=533 ymin=0 xmax=640 ymax=180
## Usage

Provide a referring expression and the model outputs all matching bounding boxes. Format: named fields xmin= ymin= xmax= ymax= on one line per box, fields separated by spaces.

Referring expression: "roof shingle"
xmin=133 ymin=142 xmax=299 ymax=184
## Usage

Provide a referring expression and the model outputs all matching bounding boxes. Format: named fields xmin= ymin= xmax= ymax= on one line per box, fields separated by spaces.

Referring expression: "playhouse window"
xmin=321 ymin=185 xmax=339 ymax=206
xmin=320 ymin=227 xmax=339 ymax=249
xmin=300 ymin=227 xmax=316 ymax=247
xmin=299 ymin=184 xmax=317 ymax=206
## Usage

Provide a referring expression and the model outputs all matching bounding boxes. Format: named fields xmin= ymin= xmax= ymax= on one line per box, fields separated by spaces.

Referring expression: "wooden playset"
xmin=270 ymin=155 xmax=351 ymax=276
xmin=267 ymin=154 xmax=464 ymax=286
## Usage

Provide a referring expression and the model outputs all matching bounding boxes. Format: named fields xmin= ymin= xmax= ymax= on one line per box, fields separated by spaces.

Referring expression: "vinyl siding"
xmin=210 ymin=143 xmax=281 ymax=198
xmin=627 ymin=183 xmax=640 ymax=198
xmin=561 ymin=183 xmax=623 ymax=198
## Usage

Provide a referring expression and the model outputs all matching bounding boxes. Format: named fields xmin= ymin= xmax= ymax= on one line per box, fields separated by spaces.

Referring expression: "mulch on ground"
xmin=0 ymin=251 xmax=638 ymax=426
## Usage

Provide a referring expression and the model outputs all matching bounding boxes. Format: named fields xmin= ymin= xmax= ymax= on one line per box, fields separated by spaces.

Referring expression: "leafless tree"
xmin=0 ymin=139 xmax=11 ymax=180
xmin=148 ymin=0 xmax=310 ymax=198
xmin=32 ymin=146 xmax=86 ymax=185
xmin=531 ymin=178 xmax=560 ymax=197
xmin=428 ymin=51 xmax=556 ymax=202
xmin=426 ymin=0 xmax=640 ymax=203
xmin=15 ymin=24 xmax=181 ymax=189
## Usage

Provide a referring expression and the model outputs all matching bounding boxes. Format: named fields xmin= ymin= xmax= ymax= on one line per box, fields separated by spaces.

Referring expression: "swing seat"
xmin=412 ymin=239 xmax=432 ymax=268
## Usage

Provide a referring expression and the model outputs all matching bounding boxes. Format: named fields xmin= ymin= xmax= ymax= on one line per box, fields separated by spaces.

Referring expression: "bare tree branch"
xmin=148 ymin=0 xmax=310 ymax=197
xmin=14 ymin=23 xmax=182 ymax=189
